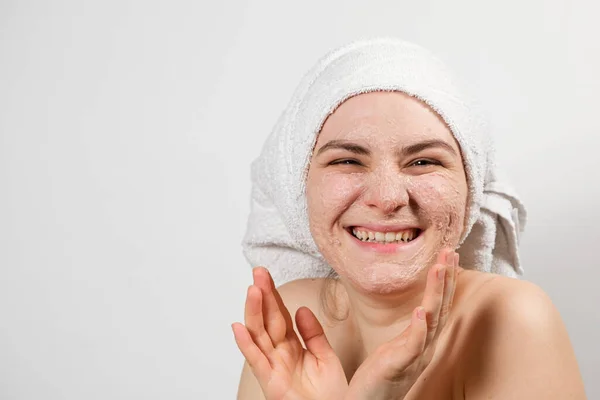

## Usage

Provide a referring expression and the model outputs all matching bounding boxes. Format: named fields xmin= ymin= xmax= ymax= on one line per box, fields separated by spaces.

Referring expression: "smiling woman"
xmin=233 ymin=38 xmax=586 ymax=399
xmin=306 ymin=91 xmax=468 ymax=295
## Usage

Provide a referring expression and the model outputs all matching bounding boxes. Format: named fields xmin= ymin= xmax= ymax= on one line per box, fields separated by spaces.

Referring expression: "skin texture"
xmin=235 ymin=91 xmax=587 ymax=399
xmin=234 ymin=250 xmax=461 ymax=400
xmin=306 ymin=91 xmax=468 ymax=296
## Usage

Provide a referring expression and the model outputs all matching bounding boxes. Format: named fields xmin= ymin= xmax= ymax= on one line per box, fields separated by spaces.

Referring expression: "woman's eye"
xmin=410 ymin=159 xmax=440 ymax=167
xmin=330 ymin=159 xmax=361 ymax=166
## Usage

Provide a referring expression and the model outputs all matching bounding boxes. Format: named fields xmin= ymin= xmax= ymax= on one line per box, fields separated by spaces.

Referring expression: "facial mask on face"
xmin=242 ymin=37 xmax=526 ymax=286
xmin=306 ymin=95 xmax=469 ymax=293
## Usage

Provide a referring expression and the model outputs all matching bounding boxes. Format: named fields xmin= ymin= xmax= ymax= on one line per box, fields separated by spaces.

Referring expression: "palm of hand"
xmin=263 ymin=337 xmax=346 ymax=400
xmin=232 ymin=267 xmax=348 ymax=400
xmin=347 ymin=333 xmax=434 ymax=399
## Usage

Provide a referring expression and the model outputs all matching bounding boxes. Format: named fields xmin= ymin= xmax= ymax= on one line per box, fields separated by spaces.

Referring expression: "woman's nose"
xmin=363 ymin=168 xmax=410 ymax=215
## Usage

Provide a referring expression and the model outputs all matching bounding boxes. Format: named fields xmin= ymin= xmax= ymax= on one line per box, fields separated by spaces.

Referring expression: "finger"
xmin=434 ymin=247 xmax=449 ymax=267
xmin=437 ymin=251 xmax=457 ymax=333
xmin=231 ymin=322 xmax=272 ymax=383
xmin=420 ymin=250 xmax=450 ymax=347
xmin=384 ymin=306 xmax=428 ymax=375
xmin=404 ymin=306 xmax=428 ymax=358
xmin=448 ymin=253 xmax=460 ymax=311
xmin=252 ymin=267 xmax=292 ymax=345
xmin=295 ymin=307 xmax=336 ymax=361
xmin=244 ymin=285 xmax=275 ymax=354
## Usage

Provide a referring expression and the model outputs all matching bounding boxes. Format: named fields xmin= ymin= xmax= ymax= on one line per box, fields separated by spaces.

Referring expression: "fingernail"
xmin=446 ymin=251 xmax=454 ymax=265
xmin=437 ymin=266 xmax=445 ymax=280
xmin=417 ymin=307 xmax=426 ymax=320
xmin=454 ymin=253 xmax=460 ymax=267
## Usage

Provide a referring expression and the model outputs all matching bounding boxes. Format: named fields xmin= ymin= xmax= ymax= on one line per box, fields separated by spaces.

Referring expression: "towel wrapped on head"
xmin=242 ymin=38 xmax=526 ymax=287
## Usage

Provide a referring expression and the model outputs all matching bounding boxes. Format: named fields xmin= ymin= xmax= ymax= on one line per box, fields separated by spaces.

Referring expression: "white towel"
xmin=242 ymin=38 xmax=526 ymax=287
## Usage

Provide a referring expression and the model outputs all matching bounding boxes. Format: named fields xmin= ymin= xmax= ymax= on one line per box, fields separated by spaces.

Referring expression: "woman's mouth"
xmin=346 ymin=226 xmax=423 ymax=254
xmin=349 ymin=227 xmax=422 ymax=244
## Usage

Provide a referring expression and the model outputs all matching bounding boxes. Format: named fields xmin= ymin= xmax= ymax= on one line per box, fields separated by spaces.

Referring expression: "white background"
xmin=1 ymin=0 xmax=599 ymax=398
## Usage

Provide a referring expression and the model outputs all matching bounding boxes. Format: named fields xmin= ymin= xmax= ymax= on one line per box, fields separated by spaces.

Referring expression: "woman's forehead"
xmin=316 ymin=91 xmax=455 ymax=146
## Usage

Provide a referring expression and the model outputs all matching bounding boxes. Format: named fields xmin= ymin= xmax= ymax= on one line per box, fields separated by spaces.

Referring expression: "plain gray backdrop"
xmin=1 ymin=0 xmax=599 ymax=399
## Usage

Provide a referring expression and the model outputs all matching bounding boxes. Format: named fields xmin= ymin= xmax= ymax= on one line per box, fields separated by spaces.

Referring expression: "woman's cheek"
xmin=307 ymin=172 xmax=363 ymax=235
xmin=409 ymin=174 xmax=466 ymax=246
xmin=309 ymin=172 xmax=363 ymax=213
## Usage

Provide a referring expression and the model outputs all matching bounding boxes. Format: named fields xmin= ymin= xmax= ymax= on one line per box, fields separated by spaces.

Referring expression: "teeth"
xmin=351 ymin=228 xmax=418 ymax=243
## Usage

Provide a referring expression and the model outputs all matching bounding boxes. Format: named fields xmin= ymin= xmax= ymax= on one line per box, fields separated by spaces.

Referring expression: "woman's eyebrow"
xmin=399 ymin=139 xmax=457 ymax=157
xmin=315 ymin=140 xmax=370 ymax=156
xmin=315 ymin=139 xmax=457 ymax=157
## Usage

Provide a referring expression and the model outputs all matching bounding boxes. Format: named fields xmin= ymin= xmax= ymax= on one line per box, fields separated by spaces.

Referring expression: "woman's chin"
xmin=342 ymin=261 xmax=427 ymax=295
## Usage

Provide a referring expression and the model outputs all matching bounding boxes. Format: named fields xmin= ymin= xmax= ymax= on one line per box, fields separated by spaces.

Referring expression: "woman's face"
xmin=306 ymin=91 xmax=468 ymax=294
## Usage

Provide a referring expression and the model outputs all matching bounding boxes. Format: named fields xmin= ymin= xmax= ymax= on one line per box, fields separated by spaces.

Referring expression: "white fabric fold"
xmin=242 ymin=38 xmax=527 ymax=286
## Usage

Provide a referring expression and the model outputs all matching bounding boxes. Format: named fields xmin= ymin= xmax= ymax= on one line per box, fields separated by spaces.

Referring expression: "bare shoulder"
xmin=276 ymin=277 xmax=350 ymax=335
xmin=455 ymin=271 xmax=587 ymax=399
xmin=461 ymin=273 xmax=577 ymax=345
xmin=275 ymin=277 xmax=326 ymax=315
xmin=457 ymin=271 xmax=558 ymax=318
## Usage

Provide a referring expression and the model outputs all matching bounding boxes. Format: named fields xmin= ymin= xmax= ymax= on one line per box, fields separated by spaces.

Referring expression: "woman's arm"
xmin=463 ymin=279 xmax=586 ymax=399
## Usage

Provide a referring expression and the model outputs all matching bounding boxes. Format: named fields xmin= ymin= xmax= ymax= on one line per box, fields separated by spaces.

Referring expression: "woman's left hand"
xmin=345 ymin=248 xmax=460 ymax=400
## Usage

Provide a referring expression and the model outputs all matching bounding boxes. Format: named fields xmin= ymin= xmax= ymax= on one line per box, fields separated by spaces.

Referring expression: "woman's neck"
xmin=337 ymin=271 xmax=429 ymax=362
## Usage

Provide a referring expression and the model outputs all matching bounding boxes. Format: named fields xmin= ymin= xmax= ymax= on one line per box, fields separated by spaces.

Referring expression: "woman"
xmin=233 ymin=38 xmax=586 ymax=399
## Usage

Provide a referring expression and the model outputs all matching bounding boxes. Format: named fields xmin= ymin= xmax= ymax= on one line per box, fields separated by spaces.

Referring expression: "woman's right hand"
xmin=232 ymin=267 xmax=348 ymax=400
